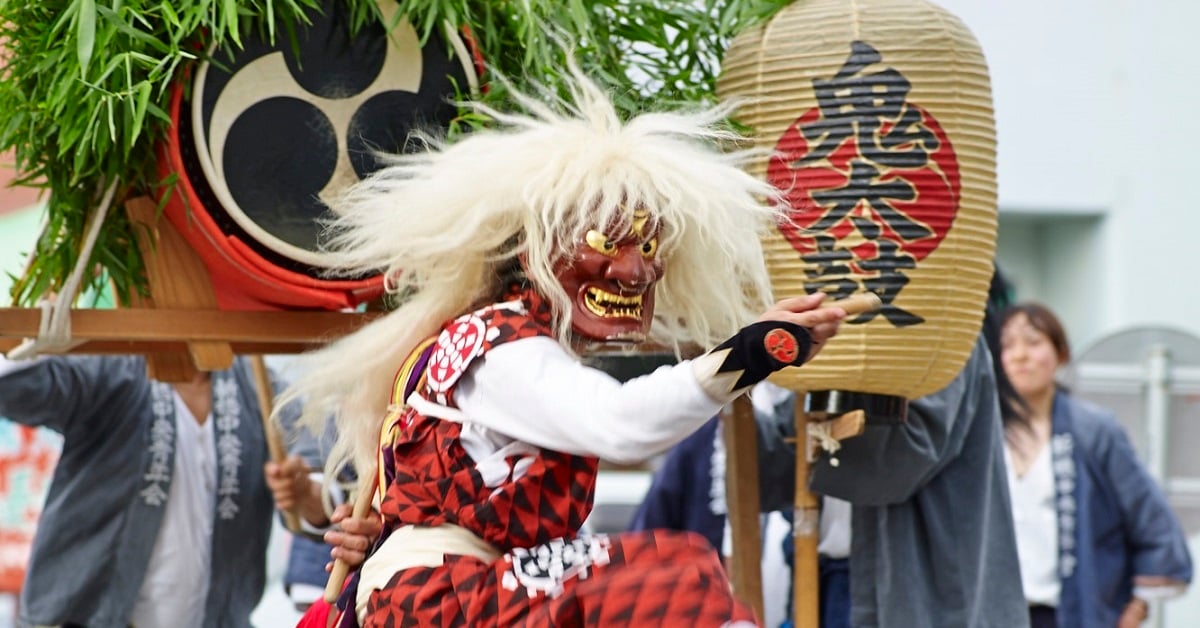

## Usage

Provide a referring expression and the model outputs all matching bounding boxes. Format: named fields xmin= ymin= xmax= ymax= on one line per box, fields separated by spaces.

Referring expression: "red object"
xmin=764 ymin=328 xmax=800 ymax=363
xmin=0 ymin=425 xmax=59 ymax=593
xmin=295 ymin=597 xmax=337 ymax=628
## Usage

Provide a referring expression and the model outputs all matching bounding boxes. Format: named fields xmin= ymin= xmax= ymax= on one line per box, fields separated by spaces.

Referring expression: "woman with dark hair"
xmin=1000 ymin=302 xmax=1192 ymax=628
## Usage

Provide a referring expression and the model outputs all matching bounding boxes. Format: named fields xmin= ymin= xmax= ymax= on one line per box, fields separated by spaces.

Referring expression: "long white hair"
xmin=281 ymin=67 xmax=787 ymax=483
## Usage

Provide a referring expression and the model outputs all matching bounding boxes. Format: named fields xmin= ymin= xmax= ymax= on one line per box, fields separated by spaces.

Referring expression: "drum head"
xmin=178 ymin=2 xmax=476 ymax=277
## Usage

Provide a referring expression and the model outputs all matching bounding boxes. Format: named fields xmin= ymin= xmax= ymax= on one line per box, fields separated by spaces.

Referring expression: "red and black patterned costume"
xmin=360 ymin=286 xmax=756 ymax=627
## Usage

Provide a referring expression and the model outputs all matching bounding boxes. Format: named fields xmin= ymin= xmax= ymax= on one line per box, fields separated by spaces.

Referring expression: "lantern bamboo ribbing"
xmin=719 ymin=0 xmax=998 ymax=399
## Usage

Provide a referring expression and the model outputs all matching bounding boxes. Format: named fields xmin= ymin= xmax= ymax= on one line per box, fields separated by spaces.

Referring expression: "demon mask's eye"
xmin=585 ymin=229 xmax=618 ymax=256
xmin=640 ymin=237 xmax=658 ymax=258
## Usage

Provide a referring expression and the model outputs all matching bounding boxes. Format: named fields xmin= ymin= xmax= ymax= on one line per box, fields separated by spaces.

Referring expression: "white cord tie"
xmin=6 ymin=179 xmax=117 ymax=360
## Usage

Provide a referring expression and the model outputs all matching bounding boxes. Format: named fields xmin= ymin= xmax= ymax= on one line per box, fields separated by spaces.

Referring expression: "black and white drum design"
xmin=162 ymin=1 xmax=477 ymax=308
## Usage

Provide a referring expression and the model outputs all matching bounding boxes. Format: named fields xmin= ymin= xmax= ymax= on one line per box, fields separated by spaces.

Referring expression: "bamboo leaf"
xmin=159 ymin=2 xmax=180 ymax=30
xmin=130 ymin=81 xmax=151 ymax=145
xmin=224 ymin=0 xmax=241 ymax=46
xmin=76 ymin=0 xmax=97 ymax=76
xmin=97 ymin=5 xmax=166 ymax=51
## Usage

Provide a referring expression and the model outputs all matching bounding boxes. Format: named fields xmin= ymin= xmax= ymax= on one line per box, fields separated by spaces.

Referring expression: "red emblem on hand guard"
xmin=764 ymin=328 xmax=800 ymax=364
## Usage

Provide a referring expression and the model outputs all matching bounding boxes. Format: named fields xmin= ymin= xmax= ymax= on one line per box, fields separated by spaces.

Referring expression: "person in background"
xmin=629 ymin=382 xmax=851 ymax=628
xmin=284 ymin=535 xmax=339 ymax=611
xmin=1000 ymin=302 xmax=1192 ymax=628
xmin=0 ymin=355 xmax=287 ymax=627
xmin=265 ymin=408 xmax=345 ymax=613
xmin=628 ymin=417 xmax=727 ymax=552
xmin=801 ymin=267 xmax=1030 ymax=628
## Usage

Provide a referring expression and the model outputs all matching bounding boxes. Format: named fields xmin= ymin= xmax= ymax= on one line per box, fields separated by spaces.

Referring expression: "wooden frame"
xmin=0 ymin=196 xmax=378 ymax=380
xmin=0 ymin=307 xmax=377 ymax=355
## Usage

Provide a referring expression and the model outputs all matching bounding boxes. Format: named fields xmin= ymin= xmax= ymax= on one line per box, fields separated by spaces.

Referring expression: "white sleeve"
xmin=445 ymin=336 xmax=722 ymax=464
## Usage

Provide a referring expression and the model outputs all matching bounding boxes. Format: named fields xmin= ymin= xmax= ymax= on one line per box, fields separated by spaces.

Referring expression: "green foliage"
xmin=0 ymin=0 xmax=336 ymax=305
xmin=0 ymin=0 xmax=787 ymax=307
xmin=398 ymin=0 xmax=791 ymax=120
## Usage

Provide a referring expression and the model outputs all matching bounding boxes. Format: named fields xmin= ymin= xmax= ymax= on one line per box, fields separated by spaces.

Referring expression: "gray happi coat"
xmin=0 ymin=355 xmax=278 ymax=627
xmin=759 ymin=337 xmax=1029 ymax=628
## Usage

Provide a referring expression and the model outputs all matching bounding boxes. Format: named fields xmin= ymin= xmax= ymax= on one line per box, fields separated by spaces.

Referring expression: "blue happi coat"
xmin=1049 ymin=391 xmax=1192 ymax=627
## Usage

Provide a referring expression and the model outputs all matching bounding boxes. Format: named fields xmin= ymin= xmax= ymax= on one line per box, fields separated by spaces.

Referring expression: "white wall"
xmin=938 ymin=0 xmax=1200 ymax=341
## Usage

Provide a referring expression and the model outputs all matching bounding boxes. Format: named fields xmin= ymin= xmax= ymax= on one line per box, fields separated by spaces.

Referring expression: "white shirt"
xmin=1005 ymin=444 xmax=1060 ymax=606
xmin=410 ymin=336 xmax=723 ymax=465
xmin=129 ymin=393 xmax=216 ymax=628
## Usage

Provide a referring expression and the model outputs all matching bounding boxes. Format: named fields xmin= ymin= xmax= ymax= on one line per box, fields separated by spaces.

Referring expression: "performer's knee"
xmin=648 ymin=529 xmax=724 ymax=562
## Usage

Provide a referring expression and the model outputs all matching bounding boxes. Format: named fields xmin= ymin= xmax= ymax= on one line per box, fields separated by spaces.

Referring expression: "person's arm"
xmin=267 ymin=367 xmax=342 ymax=530
xmin=809 ymin=337 xmax=993 ymax=505
xmin=440 ymin=298 xmax=843 ymax=464
xmin=1092 ymin=411 xmax=1193 ymax=600
xmin=447 ymin=338 xmax=724 ymax=463
xmin=265 ymin=455 xmax=331 ymax=530
xmin=0 ymin=354 xmax=130 ymax=433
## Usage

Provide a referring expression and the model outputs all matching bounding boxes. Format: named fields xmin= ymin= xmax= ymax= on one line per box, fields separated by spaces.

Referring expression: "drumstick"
xmin=324 ymin=468 xmax=380 ymax=603
xmin=820 ymin=292 xmax=883 ymax=316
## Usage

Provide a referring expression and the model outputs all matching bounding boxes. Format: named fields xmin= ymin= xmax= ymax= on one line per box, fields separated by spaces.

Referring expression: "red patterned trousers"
xmin=363 ymin=529 xmax=757 ymax=627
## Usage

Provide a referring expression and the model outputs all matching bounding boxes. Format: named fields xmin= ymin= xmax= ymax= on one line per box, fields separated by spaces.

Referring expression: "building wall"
xmin=938 ymin=0 xmax=1200 ymax=344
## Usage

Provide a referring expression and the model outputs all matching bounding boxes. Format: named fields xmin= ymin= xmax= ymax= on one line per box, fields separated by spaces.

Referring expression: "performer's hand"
xmin=324 ymin=502 xmax=382 ymax=571
xmin=756 ymin=293 xmax=845 ymax=362
xmin=264 ymin=455 xmax=325 ymax=526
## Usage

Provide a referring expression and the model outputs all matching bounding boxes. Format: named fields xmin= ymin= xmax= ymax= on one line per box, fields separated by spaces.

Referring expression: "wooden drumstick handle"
xmin=323 ymin=471 xmax=379 ymax=603
xmin=820 ymin=292 xmax=883 ymax=317
xmin=249 ymin=355 xmax=301 ymax=533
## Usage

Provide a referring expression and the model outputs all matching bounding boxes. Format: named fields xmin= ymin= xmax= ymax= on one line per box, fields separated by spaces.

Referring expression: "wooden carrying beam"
xmin=0 ymin=308 xmax=376 ymax=350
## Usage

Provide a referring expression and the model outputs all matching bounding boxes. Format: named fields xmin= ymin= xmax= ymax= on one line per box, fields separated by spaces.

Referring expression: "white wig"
xmin=282 ymin=68 xmax=787 ymax=481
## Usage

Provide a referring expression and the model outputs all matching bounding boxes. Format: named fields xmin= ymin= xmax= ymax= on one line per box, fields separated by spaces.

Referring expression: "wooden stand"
xmin=791 ymin=401 xmax=821 ymax=628
xmin=124 ymin=196 xmax=234 ymax=380
xmin=722 ymin=396 xmax=764 ymax=620
xmin=724 ymin=394 xmax=865 ymax=628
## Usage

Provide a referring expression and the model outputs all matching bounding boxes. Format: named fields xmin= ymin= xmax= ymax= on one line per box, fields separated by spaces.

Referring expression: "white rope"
xmin=7 ymin=179 xmax=118 ymax=360
xmin=806 ymin=419 xmax=842 ymax=467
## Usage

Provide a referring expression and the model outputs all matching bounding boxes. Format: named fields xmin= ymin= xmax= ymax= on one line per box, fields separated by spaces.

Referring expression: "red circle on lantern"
xmin=767 ymin=104 xmax=961 ymax=264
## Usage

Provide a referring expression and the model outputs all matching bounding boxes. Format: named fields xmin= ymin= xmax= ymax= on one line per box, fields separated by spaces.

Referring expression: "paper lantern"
xmin=718 ymin=0 xmax=997 ymax=399
xmin=158 ymin=1 xmax=478 ymax=310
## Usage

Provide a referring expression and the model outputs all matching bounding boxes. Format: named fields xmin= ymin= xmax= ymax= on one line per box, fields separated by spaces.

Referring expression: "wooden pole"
xmin=723 ymin=395 xmax=764 ymax=620
xmin=791 ymin=293 xmax=878 ymax=626
xmin=324 ymin=468 xmax=379 ymax=603
xmin=249 ymin=355 xmax=301 ymax=533
xmin=793 ymin=400 xmax=821 ymax=628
